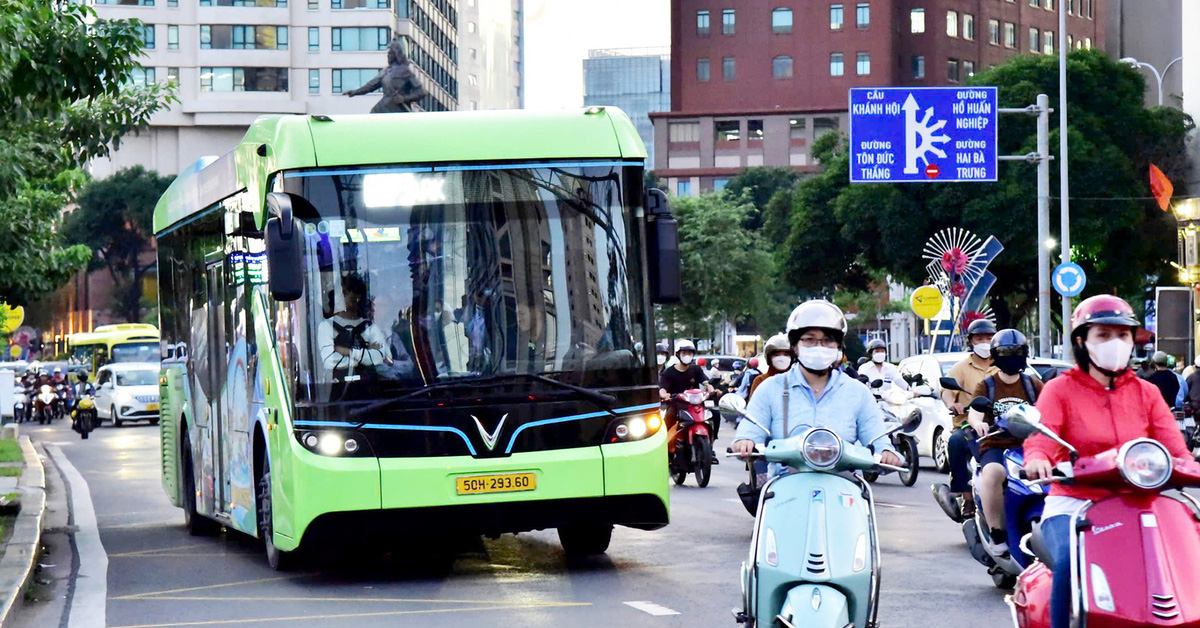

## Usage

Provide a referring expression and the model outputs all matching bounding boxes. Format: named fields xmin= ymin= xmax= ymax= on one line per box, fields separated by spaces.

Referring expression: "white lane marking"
xmin=876 ymin=502 xmax=907 ymax=509
xmin=725 ymin=498 xmax=743 ymax=504
xmin=624 ymin=601 xmax=681 ymax=616
xmin=46 ymin=444 xmax=108 ymax=628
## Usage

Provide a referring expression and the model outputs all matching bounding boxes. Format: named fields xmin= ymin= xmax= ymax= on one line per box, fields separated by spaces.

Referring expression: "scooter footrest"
xmin=731 ymin=609 xmax=749 ymax=624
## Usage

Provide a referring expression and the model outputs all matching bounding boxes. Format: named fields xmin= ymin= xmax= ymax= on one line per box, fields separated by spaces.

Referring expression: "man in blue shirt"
xmin=731 ymin=300 xmax=901 ymax=471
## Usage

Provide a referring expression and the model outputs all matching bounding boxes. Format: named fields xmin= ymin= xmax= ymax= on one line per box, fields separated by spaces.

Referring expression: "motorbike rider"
xmin=735 ymin=357 xmax=761 ymax=399
xmin=74 ymin=372 xmax=95 ymax=401
xmin=966 ymin=329 xmax=1043 ymax=556
xmin=933 ymin=318 xmax=998 ymax=520
xmin=658 ymin=340 xmax=714 ymax=431
xmin=1024 ymin=295 xmax=1189 ymax=628
xmin=749 ymin=333 xmax=794 ymax=399
xmin=654 ymin=341 xmax=671 ymax=373
xmin=859 ymin=338 xmax=909 ymax=391
xmin=1145 ymin=350 xmax=1179 ymax=407
xmin=730 ymin=300 xmax=902 ymax=471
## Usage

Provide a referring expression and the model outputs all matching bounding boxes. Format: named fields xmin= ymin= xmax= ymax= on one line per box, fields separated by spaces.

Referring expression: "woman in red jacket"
xmin=1024 ymin=295 xmax=1190 ymax=628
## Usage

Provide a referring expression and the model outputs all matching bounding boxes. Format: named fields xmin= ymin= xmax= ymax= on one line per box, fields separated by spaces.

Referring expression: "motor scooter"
xmin=1005 ymin=404 xmax=1200 ymax=628
xmin=862 ymin=380 xmax=921 ymax=487
xmin=71 ymin=391 xmax=97 ymax=440
xmin=667 ymin=389 xmax=714 ymax=488
xmin=719 ymin=394 xmax=913 ymax=628
xmin=52 ymin=382 xmax=68 ymax=421
xmin=11 ymin=382 xmax=24 ymax=424
xmin=34 ymin=385 xmax=55 ymax=425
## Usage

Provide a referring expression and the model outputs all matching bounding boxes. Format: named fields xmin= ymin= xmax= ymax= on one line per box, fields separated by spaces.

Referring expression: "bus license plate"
xmin=456 ymin=473 xmax=536 ymax=495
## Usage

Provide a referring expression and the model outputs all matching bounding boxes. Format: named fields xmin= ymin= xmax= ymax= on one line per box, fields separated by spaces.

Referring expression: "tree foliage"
xmin=776 ymin=50 xmax=1191 ymax=327
xmin=64 ymin=167 xmax=174 ymax=323
xmin=0 ymin=1 xmax=175 ymax=305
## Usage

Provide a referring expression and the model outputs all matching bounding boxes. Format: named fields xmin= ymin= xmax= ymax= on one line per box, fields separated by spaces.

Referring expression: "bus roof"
xmin=69 ymin=324 xmax=160 ymax=347
xmin=153 ymin=107 xmax=647 ymax=234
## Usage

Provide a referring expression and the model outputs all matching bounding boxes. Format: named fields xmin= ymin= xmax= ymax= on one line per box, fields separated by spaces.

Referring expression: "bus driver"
xmin=318 ymin=273 xmax=392 ymax=378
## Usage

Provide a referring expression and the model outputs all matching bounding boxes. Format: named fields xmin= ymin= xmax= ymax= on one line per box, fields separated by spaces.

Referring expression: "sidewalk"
xmin=0 ymin=435 xmax=45 ymax=626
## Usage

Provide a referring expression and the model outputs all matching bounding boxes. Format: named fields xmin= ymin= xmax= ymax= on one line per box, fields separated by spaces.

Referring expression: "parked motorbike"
xmin=11 ymin=382 xmax=24 ymax=424
xmin=863 ymin=380 xmax=921 ymax=486
xmin=34 ymin=385 xmax=55 ymax=425
xmin=667 ymin=389 xmax=714 ymax=488
xmin=71 ymin=393 xmax=97 ymax=440
xmin=1006 ymin=405 xmax=1200 ymax=628
xmin=719 ymin=394 xmax=913 ymax=628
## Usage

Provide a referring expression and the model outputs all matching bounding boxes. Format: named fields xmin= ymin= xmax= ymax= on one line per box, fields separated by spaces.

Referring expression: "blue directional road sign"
xmin=848 ymin=87 xmax=998 ymax=183
xmin=1052 ymin=262 xmax=1087 ymax=297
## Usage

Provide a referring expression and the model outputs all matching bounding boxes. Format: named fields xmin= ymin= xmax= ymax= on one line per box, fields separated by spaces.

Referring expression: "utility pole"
xmin=1058 ymin=0 xmax=1072 ymax=359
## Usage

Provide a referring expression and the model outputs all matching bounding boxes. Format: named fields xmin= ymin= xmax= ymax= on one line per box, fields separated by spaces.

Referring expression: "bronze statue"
xmin=344 ymin=38 xmax=428 ymax=113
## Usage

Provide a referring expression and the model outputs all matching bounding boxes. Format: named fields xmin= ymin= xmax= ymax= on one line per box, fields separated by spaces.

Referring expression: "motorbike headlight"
xmin=801 ymin=428 xmax=842 ymax=470
xmin=1117 ymin=439 xmax=1172 ymax=489
xmin=682 ymin=390 xmax=707 ymax=405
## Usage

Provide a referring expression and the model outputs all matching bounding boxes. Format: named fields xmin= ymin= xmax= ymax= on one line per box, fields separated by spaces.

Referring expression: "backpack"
xmin=982 ymin=373 xmax=1038 ymax=405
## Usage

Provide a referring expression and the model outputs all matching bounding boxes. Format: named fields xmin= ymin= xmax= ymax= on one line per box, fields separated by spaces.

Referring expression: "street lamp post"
xmin=1120 ymin=56 xmax=1184 ymax=107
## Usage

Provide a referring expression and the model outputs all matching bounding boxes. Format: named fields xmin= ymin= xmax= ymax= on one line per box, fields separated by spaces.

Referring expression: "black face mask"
xmin=994 ymin=354 xmax=1027 ymax=376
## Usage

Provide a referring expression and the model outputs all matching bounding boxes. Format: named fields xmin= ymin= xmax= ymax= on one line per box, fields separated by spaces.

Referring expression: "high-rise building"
xmin=583 ymin=48 xmax=670 ymax=166
xmin=652 ymin=0 xmax=1106 ymax=196
xmin=457 ymin=0 xmax=523 ymax=110
xmin=89 ymin=0 xmax=462 ymax=178
xmin=1106 ymin=0 xmax=1182 ymax=108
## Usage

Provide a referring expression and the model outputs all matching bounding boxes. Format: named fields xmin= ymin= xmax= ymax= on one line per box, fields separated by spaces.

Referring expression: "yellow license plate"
xmin=146 ymin=403 xmax=159 ymax=411
xmin=455 ymin=472 xmax=536 ymax=495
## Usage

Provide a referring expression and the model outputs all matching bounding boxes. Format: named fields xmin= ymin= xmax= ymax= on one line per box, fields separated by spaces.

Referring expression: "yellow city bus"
xmin=67 ymin=323 xmax=160 ymax=372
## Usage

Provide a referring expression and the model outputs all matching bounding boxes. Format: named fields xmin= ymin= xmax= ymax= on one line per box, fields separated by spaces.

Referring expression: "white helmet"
xmin=786 ymin=300 xmax=848 ymax=343
xmin=675 ymin=340 xmax=696 ymax=355
xmin=764 ymin=333 xmax=791 ymax=356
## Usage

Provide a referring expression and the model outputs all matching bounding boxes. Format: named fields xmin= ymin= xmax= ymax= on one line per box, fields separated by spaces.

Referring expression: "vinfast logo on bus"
xmin=471 ymin=413 xmax=509 ymax=451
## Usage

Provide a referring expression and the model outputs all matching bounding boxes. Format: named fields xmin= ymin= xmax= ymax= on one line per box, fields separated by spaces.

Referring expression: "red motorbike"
xmin=1005 ymin=405 xmax=1200 ymax=628
xmin=666 ymin=389 xmax=713 ymax=488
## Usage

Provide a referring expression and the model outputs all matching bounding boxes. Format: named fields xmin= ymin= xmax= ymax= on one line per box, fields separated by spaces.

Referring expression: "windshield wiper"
xmin=346 ymin=373 xmax=619 ymax=422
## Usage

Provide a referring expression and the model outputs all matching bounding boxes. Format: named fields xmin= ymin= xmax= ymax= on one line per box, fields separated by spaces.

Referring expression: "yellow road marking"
xmin=113 ymin=595 xmax=575 ymax=605
xmin=114 ymin=575 xmax=304 ymax=600
xmin=108 ymin=602 xmax=592 ymax=628
xmin=108 ymin=543 xmax=213 ymax=558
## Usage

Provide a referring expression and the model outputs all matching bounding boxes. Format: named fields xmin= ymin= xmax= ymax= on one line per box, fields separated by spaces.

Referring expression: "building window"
xmin=697 ymin=10 xmax=710 ymax=35
xmin=1029 ymin=27 xmax=1039 ymax=53
xmin=331 ymin=27 xmax=389 ymax=51
xmin=308 ymin=27 xmax=319 ymax=51
xmin=468 ymin=22 xmax=476 ymax=33
xmin=1004 ymin=22 xmax=1016 ymax=48
xmin=713 ymin=178 xmax=728 ymax=192
xmin=1045 ymin=0 xmax=1054 ymax=9
xmin=1029 ymin=0 xmax=1038 ymax=7
xmin=722 ymin=9 xmax=735 ymax=35
xmin=963 ymin=60 xmax=975 ymax=77
xmin=128 ymin=67 xmax=156 ymax=87
xmin=856 ymin=52 xmax=870 ymax=75
xmin=1068 ymin=0 xmax=1075 ymax=14
xmin=773 ymin=55 xmax=793 ymax=78
xmin=947 ymin=58 xmax=959 ymax=82
xmin=200 ymin=0 xmax=288 ymax=5
xmin=141 ymin=25 xmax=155 ymax=49
xmin=201 ymin=25 xmax=288 ymax=50
xmin=168 ymin=0 xmax=177 ymax=6
xmin=910 ymin=8 xmax=924 ymax=33
xmin=200 ymin=67 xmax=289 ymax=92
xmin=830 ymin=4 xmax=843 ymax=30
xmin=669 ymin=122 xmax=699 ymax=142
xmin=722 ymin=56 xmax=735 ymax=80
xmin=813 ymin=117 xmax=839 ymax=140
xmin=772 ymin=8 xmax=793 ymax=33
xmin=830 ymin=53 xmax=844 ymax=76
xmin=677 ymin=181 xmax=691 ymax=197
xmin=97 ymin=0 xmax=154 ymax=4
xmin=946 ymin=10 xmax=958 ymax=37
xmin=748 ymin=120 xmax=763 ymax=142
xmin=1067 ymin=34 xmax=1073 ymax=49
xmin=308 ymin=69 xmax=319 ymax=93
xmin=715 ymin=120 xmax=740 ymax=143
xmin=912 ymin=55 xmax=925 ymax=79
xmin=167 ymin=67 xmax=179 ymax=84
xmin=331 ymin=0 xmax=389 ymax=7
xmin=856 ymin=3 xmax=869 ymax=28
xmin=962 ymin=14 xmax=974 ymax=40
xmin=987 ymin=19 xmax=999 ymax=45
xmin=1084 ymin=37 xmax=1092 ymax=49
xmin=697 ymin=58 xmax=710 ymax=82
xmin=309 ymin=0 xmax=318 ymax=7
xmin=789 ymin=117 xmax=806 ymax=139
xmin=167 ymin=25 xmax=179 ymax=49
xmin=1086 ymin=0 xmax=1092 ymax=18
xmin=1043 ymin=30 xmax=1054 ymax=55
xmin=331 ymin=68 xmax=377 ymax=93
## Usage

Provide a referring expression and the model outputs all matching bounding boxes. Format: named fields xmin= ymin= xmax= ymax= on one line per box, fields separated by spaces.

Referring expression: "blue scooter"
xmin=720 ymin=394 xmax=913 ymax=628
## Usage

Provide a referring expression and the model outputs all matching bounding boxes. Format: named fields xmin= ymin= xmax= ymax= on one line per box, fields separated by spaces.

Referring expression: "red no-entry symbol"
xmin=925 ymin=164 xmax=940 ymax=179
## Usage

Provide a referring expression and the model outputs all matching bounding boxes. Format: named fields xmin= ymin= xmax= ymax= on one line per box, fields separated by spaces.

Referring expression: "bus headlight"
xmin=1117 ymin=438 xmax=1172 ymax=489
xmin=606 ymin=413 xmax=663 ymax=443
xmin=296 ymin=430 xmax=373 ymax=457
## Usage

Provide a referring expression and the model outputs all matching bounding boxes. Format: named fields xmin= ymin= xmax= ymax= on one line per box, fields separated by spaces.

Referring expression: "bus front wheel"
xmin=557 ymin=523 xmax=612 ymax=556
xmin=257 ymin=462 xmax=297 ymax=570
xmin=181 ymin=432 xmax=220 ymax=537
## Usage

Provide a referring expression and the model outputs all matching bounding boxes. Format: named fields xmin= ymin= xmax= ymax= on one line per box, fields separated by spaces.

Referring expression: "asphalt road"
xmin=14 ymin=419 xmax=1012 ymax=627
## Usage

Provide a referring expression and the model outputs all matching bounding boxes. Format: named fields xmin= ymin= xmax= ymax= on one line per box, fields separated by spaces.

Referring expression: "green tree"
xmin=0 ymin=1 xmax=174 ymax=305
xmin=64 ymin=167 xmax=174 ymax=323
xmin=724 ymin=166 xmax=802 ymax=230
xmin=778 ymin=50 xmax=1191 ymax=326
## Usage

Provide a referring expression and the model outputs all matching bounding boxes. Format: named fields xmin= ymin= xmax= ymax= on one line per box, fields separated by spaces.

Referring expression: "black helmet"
xmin=655 ymin=341 xmax=669 ymax=354
xmin=865 ymin=338 xmax=886 ymax=352
xmin=991 ymin=329 xmax=1029 ymax=358
xmin=76 ymin=372 xmax=89 ymax=382
xmin=966 ymin=319 xmax=997 ymax=336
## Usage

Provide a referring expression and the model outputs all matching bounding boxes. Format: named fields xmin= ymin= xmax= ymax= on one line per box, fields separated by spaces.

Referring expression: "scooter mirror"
xmin=900 ymin=409 xmax=923 ymax=433
xmin=939 ymin=377 xmax=963 ymax=392
xmin=869 ymin=379 xmax=884 ymax=389
xmin=1004 ymin=403 xmax=1045 ymax=440
xmin=718 ymin=394 xmax=747 ymax=419
xmin=969 ymin=396 xmax=992 ymax=414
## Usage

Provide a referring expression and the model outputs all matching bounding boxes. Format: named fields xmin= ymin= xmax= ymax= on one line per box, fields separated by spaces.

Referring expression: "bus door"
xmin=204 ymin=254 xmax=232 ymax=515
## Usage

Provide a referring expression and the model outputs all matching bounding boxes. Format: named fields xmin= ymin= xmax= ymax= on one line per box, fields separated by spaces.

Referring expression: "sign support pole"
xmin=1058 ymin=2 xmax=1073 ymax=362
xmin=997 ymin=94 xmax=1053 ymax=357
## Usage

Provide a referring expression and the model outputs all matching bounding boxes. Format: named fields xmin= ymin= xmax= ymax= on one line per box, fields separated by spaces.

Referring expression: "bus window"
xmin=111 ymin=342 xmax=161 ymax=364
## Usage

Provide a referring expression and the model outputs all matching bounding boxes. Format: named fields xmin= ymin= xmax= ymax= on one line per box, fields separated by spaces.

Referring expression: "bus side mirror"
xmin=645 ymin=188 xmax=681 ymax=304
xmin=265 ymin=192 xmax=304 ymax=302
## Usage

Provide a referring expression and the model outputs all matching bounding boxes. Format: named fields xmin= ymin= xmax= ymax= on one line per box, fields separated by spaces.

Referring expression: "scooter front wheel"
xmin=670 ymin=449 xmax=688 ymax=486
xmin=693 ymin=435 xmax=712 ymax=488
xmin=898 ymin=437 xmax=919 ymax=487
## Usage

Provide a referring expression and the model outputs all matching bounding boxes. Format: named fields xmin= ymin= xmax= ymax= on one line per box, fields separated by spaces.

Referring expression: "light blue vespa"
xmin=721 ymin=394 xmax=908 ymax=628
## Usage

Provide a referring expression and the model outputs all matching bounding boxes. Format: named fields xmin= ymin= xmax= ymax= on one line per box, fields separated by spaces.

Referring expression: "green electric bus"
xmin=153 ymin=108 xmax=681 ymax=567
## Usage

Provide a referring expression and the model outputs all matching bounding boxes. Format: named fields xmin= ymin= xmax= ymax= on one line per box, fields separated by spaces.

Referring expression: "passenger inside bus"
xmin=317 ymin=273 xmax=391 ymax=380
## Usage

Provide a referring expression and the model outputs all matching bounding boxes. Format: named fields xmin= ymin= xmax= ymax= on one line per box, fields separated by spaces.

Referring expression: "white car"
xmin=95 ymin=363 xmax=160 ymax=427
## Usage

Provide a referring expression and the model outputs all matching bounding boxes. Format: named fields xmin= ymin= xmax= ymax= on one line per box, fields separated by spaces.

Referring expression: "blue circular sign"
xmin=1052 ymin=262 xmax=1087 ymax=297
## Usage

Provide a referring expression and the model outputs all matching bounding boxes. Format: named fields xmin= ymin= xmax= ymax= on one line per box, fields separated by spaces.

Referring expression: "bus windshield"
xmin=282 ymin=162 xmax=647 ymax=403
xmin=111 ymin=342 xmax=160 ymax=364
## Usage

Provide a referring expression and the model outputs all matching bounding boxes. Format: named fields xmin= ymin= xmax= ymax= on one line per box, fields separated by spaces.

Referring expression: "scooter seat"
xmin=1026 ymin=521 xmax=1054 ymax=566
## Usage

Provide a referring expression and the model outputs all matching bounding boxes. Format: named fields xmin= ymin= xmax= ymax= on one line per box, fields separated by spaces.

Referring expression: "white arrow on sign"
xmin=902 ymin=94 xmax=951 ymax=175
xmin=1054 ymin=267 xmax=1083 ymax=294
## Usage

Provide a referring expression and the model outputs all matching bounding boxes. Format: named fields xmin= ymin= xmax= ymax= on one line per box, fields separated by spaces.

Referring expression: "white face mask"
xmin=1086 ymin=339 xmax=1133 ymax=372
xmin=973 ymin=343 xmax=992 ymax=359
xmin=797 ymin=346 xmax=841 ymax=372
xmin=771 ymin=355 xmax=792 ymax=371
xmin=679 ymin=353 xmax=694 ymax=365
xmin=656 ymin=354 xmax=666 ymax=366
xmin=871 ymin=352 xmax=886 ymax=364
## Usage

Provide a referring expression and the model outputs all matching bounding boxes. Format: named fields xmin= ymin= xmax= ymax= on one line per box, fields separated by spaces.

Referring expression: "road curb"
xmin=0 ymin=437 xmax=45 ymax=627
